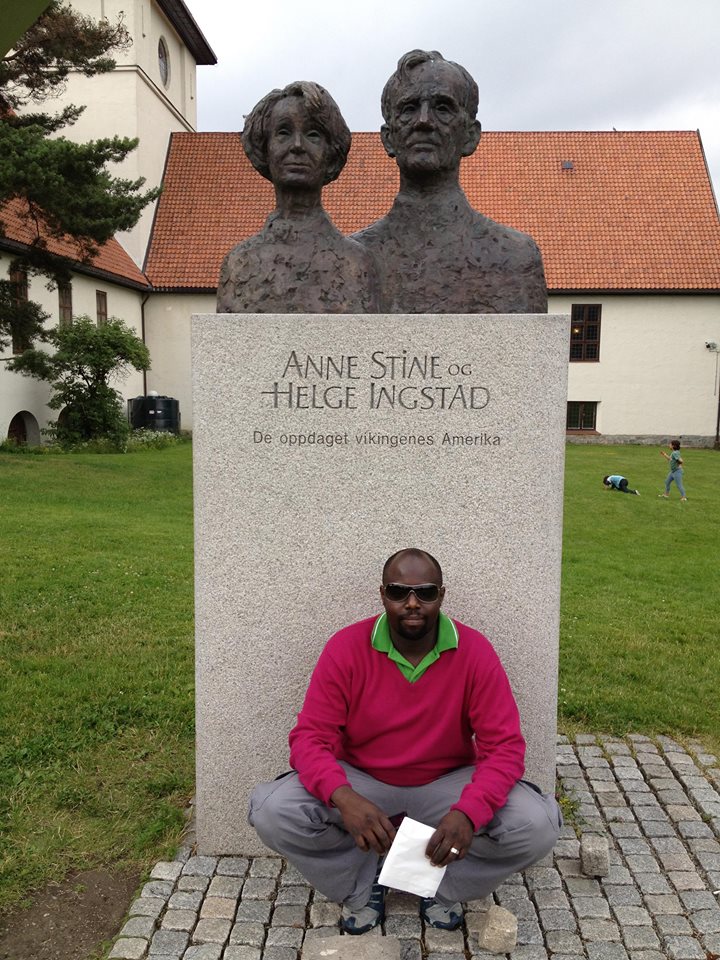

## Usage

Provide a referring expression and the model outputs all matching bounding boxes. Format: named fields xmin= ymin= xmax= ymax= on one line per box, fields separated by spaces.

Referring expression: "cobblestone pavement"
xmin=108 ymin=734 xmax=720 ymax=960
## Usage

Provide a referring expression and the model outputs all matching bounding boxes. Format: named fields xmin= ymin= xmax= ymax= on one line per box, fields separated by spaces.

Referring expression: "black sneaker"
xmin=420 ymin=896 xmax=463 ymax=930
xmin=341 ymin=879 xmax=386 ymax=935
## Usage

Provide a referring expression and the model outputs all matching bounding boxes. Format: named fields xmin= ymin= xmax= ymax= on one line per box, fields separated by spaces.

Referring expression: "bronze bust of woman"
xmin=217 ymin=81 xmax=379 ymax=314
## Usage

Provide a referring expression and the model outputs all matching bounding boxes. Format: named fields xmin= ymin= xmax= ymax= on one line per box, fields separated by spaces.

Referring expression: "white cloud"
xmin=191 ymin=0 xmax=720 ymax=190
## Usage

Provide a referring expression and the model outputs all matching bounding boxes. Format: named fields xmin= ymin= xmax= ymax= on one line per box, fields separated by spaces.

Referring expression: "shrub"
xmin=8 ymin=315 xmax=150 ymax=450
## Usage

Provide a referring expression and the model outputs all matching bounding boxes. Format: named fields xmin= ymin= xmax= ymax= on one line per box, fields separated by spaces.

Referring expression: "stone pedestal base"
xmin=192 ymin=313 xmax=569 ymax=853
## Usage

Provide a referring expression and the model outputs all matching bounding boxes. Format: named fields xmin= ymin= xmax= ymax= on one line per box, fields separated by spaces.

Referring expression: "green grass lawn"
xmin=560 ymin=443 xmax=719 ymax=750
xmin=0 ymin=445 xmax=194 ymax=911
xmin=0 ymin=441 xmax=718 ymax=913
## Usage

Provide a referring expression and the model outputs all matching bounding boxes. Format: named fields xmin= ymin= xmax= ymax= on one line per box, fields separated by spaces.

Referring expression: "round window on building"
xmin=158 ymin=37 xmax=170 ymax=87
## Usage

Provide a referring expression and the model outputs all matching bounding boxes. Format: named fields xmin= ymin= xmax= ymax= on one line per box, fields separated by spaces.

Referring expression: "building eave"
xmin=149 ymin=285 xmax=217 ymax=295
xmin=0 ymin=237 xmax=150 ymax=292
xmin=157 ymin=0 xmax=217 ymax=65
xmin=550 ymin=287 xmax=720 ymax=297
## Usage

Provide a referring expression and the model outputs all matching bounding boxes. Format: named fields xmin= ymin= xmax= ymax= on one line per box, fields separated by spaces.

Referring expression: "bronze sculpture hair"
xmin=380 ymin=49 xmax=479 ymax=122
xmin=242 ymin=81 xmax=351 ymax=185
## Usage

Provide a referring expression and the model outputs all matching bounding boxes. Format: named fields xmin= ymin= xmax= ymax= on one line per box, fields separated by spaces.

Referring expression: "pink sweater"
xmin=288 ymin=616 xmax=526 ymax=829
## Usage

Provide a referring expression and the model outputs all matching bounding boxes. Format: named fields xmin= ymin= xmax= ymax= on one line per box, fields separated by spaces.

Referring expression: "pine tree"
xmin=0 ymin=1 xmax=159 ymax=350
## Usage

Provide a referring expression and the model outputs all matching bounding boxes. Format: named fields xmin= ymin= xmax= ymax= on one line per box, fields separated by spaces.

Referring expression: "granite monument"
xmin=195 ymin=55 xmax=565 ymax=854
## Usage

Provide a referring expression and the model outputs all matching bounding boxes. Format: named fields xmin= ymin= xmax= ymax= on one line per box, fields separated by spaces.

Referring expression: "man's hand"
xmin=425 ymin=810 xmax=474 ymax=867
xmin=330 ymin=785 xmax=396 ymax=855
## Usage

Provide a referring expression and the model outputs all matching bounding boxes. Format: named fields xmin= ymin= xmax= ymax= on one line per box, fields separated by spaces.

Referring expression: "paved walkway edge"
xmin=107 ymin=734 xmax=720 ymax=960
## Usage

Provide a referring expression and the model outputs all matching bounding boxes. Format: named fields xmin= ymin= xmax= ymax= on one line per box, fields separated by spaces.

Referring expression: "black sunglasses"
xmin=384 ymin=582 xmax=441 ymax=603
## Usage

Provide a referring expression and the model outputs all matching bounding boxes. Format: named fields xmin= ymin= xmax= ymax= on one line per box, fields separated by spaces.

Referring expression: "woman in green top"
xmin=659 ymin=440 xmax=687 ymax=501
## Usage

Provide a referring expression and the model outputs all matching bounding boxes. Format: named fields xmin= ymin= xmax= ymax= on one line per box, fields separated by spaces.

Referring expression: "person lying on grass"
xmin=603 ymin=475 xmax=640 ymax=496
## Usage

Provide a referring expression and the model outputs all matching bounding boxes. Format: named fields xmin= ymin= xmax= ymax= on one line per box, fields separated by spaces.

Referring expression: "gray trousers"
xmin=248 ymin=763 xmax=562 ymax=909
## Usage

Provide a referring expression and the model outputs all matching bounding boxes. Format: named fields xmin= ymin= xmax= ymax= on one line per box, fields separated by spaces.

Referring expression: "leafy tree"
xmin=8 ymin=316 xmax=151 ymax=447
xmin=0 ymin=1 xmax=159 ymax=347
xmin=0 ymin=271 xmax=49 ymax=352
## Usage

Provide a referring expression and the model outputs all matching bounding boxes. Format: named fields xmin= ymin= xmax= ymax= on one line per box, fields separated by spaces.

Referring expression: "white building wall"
xmin=554 ymin=294 xmax=720 ymax=440
xmin=0 ymin=253 xmax=146 ymax=443
xmin=44 ymin=0 xmax=200 ymax=266
xmin=146 ymin=294 xmax=720 ymax=437
xmin=59 ymin=1 xmax=197 ymax=124
xmin=144 ymin=291 xmax=214 ymax=428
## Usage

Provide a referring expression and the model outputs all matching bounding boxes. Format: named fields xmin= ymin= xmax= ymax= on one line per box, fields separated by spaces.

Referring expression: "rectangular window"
xmin=96 ymin=290 xmax=108 ymax=325
xmin=9 ymin=265 xmax=30 ymax=354
xmin=566 ymin=401 xmax=598 ymax=431
xmin=58 ymin=282 xmax=73 ymax=326
xmin=570 ymin=304 xmax=601 ymax=361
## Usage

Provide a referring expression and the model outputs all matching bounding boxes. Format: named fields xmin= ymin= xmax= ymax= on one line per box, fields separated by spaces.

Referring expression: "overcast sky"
xmin=189 ymin=0 xmax=720 ymax=194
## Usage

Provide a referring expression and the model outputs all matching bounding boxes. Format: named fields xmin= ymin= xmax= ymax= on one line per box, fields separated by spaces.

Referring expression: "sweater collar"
xmin=370 ymin=611 xmax=459 ymax=655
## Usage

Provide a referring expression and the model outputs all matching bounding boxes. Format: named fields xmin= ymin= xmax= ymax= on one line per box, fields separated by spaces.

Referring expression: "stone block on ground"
xmin=119 ymin=915 xmax=156 ymax=938
xmin=224 ymin=948 xmax=262 ymax=960
xmin=473 ymin=904 xmax=518 ymax=953
xmin=184 ymin=944 xmax=224 ymax=960
xmin=309 ymin=901 xmax=342 ymax=926
xmin=581 ymin=834 xmax=610 ymax=876
xmin=424 ymin=926 xmax=465 ymax=953
xmin=150 ymin=860 xmax=184 ymax=882
xmin=300 ymin=934 xmax=401 ymax=959
xmin=192 ymin=917 xmax=232 ymax=943
xmin=386 ymin=891 xmax=420 ymax=915
xmin=128 ymin=895 xmax=166 ymax=918
xmin=108 ymin=939 xmax=148 ymax=960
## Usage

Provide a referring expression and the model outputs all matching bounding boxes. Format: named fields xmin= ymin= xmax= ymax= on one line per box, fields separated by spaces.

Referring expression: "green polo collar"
xmin=371 ymin=611 xmax=459 ymax=683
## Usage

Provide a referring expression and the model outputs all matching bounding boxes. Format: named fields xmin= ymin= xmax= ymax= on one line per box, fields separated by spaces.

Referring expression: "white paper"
xmin=377 ymin=816 xmax=446 ymax=898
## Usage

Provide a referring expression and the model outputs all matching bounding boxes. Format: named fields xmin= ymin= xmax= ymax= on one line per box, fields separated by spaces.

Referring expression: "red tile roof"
xmin=146 ymin=130 xmax=720 ymax=293
xmin=0 ymin=197 xmax=149 ymax=288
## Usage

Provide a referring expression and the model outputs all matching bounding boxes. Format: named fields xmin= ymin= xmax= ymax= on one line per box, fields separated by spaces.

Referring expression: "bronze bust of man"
xmin=353 ymin=50 xmax=547 ymax=314
xmin=217 ymin=81 xmax=379 ymax=314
